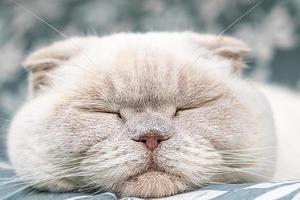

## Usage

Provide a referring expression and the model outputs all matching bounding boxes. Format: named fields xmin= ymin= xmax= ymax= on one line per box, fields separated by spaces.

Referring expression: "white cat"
xmin=7 ymin=32 xmax=300 ymax=198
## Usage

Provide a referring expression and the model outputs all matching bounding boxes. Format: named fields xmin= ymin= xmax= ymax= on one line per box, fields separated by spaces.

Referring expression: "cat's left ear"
xmin=23 ymin=37 xmax=89 ymax=98
xmin=194 ymin=34 xmax=250 ymax=72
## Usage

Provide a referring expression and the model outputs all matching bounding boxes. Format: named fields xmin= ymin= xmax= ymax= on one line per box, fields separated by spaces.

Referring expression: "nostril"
xmin=134 ymin=134 xmax=168 ymax=151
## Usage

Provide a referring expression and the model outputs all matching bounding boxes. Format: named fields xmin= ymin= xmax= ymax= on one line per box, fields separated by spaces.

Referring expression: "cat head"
xmin=8 ymin=32 xmax=275 ymax=198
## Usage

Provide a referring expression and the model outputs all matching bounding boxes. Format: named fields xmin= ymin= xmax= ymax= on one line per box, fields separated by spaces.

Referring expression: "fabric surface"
xmin=1 ymin=159 xmax=300 ymax=200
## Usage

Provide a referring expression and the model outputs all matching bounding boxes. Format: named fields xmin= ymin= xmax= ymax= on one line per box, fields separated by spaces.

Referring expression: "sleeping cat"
xmin=7 ymin=32 xmax=300 ymax=198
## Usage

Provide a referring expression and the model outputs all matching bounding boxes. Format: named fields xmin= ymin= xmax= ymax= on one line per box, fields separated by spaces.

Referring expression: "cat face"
xmin=8 ymin=32 xmax=276 ymax=198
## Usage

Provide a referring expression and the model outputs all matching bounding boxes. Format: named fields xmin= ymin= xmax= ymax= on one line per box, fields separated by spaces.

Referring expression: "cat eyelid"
xmin=175 ymin=95 xmax=222 ymax=116
xmin=174 ymin=107 xmax=197 ymax=116
xmin=74 ymin=106 xmax=122 ymax=118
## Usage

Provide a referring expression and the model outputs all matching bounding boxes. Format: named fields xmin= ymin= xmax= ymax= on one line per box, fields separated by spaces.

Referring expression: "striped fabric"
xmin=1 ymin=160 xmax=299 ymax=200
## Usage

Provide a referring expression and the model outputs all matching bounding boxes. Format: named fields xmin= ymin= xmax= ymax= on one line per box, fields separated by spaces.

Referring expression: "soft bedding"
xmin=1 ymin=159 xmax=299 ymax=200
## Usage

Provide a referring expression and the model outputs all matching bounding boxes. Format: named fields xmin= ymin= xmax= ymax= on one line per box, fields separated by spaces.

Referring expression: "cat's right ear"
xmin=191 ymin=34 xmax=250 ymax=73
xmin=23 ymin=38 xmax=86 ymax=98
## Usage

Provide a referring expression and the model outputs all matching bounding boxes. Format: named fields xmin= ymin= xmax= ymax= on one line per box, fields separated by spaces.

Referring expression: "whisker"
xmin=216 ymin=146 xmax=276 ymax=152
xmin=0 ymin=184 xmax=31 ymax=200
xmin=11 ymin=0 xmax=68 ymax=40
xmin=11 ymin=0 xmax=97 ymax=73
xmin=218 ymin=0 xmax=264 ymax=35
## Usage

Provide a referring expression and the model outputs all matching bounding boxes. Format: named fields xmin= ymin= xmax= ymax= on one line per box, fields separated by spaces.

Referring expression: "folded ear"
xmin=23 ymin=37 xmax=86 ymax=98
xmin=194 ymin=34 xmax=250 ymax=73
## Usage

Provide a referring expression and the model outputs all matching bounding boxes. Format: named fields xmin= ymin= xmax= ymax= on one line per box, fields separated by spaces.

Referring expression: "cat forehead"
xmin=51 ymin=33 xmax=234 ymax=108
xmin=65 ymin=33 xmax=232 ymax=77
xmin=76 ymin=32 xmax=205 ymax=65
xmin=57 ymin=51 xmax=230 ymax=110
xmin=60 ymin=34 xmax=232 ymax=88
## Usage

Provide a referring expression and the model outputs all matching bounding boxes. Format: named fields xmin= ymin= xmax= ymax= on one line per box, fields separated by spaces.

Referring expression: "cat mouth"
xmin=125 ymin=159 xmax=179 ymax=182
xmin=126 ymin=170 xmax=170 ymax=182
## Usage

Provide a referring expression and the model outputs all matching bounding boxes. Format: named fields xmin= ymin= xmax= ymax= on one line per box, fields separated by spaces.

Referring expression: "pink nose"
xmin=137 ymin=134 xmax=167 ymax=151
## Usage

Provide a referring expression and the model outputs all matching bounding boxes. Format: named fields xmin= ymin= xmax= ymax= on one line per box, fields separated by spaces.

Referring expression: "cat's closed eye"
xmin=174 ymin=94 xmax=222 ymax=116
xmin=74 ymin=105 xmax=123 ymax=119
xmin=174 ymin=107 xmax=196 ymax=117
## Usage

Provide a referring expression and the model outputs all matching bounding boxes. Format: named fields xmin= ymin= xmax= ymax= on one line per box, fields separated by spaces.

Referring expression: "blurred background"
xmin=0 ymin=0 xmax=299 ymax=159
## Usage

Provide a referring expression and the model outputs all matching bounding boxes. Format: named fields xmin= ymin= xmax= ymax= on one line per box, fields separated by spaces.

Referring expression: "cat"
xmin=7 ymin=32 xmax=300 ymax=198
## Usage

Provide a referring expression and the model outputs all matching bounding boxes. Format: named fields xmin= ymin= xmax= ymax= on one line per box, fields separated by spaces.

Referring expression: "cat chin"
xmin=120 ymin=171 xmax=188 ymax=198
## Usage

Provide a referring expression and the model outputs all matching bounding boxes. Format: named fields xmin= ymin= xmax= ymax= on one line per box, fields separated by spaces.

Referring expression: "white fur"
xmin=257 ymin=84 xmax=300 ymax=180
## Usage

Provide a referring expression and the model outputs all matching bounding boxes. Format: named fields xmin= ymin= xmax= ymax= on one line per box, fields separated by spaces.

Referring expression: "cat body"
xmin=7 ymin=32 xmax=300 ymax=198
xmin=258 ymin=84 xmax=300 ymax=181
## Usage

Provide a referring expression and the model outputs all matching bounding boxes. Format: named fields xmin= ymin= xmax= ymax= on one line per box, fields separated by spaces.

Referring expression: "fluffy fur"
xmin=7 ymin=32 xmax=299 ymax=198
